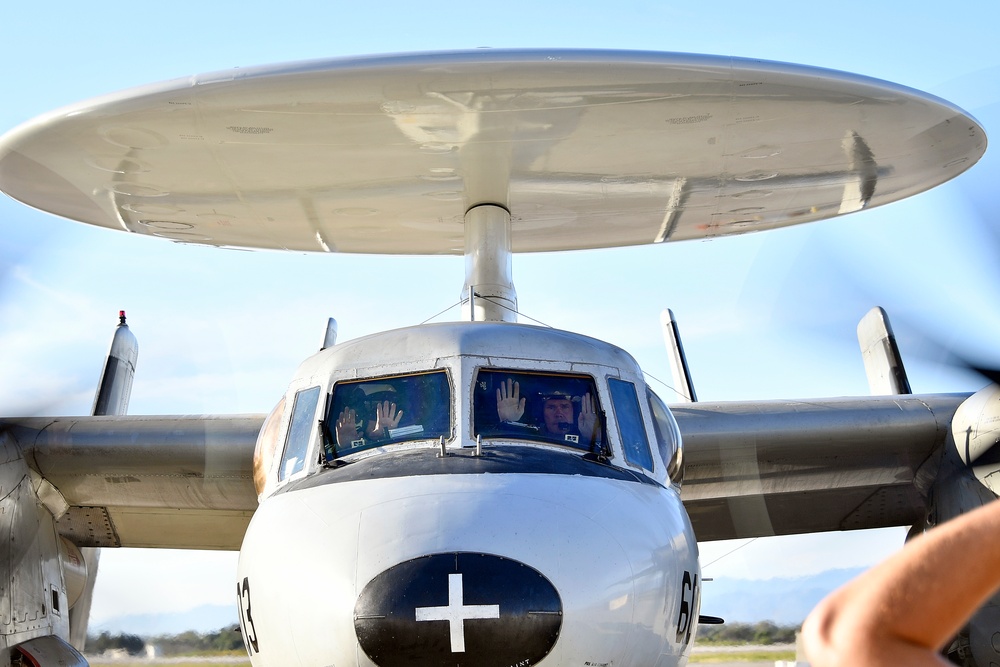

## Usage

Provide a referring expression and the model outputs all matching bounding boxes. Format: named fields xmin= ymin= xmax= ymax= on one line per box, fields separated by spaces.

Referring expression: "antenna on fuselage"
xmin=460 ymin=204 xmax=517 ymax=322
xmin=321 ymin=318 xmax=338 ymax=350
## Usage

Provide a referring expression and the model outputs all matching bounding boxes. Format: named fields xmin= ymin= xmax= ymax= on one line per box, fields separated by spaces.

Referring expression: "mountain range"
xmin=700 ymin=568 xmax=865 ymax=625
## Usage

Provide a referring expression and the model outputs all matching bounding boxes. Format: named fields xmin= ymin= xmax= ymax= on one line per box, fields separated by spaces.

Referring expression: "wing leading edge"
xmin=675 ymin=394 xmax=966 ymax=541
xmin=2 ymin=415 xmax=263 ymax=550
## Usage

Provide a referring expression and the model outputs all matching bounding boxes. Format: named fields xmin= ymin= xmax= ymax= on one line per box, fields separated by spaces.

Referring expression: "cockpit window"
xmin=608 ymin=379 xmax=653 ymax=471
xmin=280 ymin=386 xmax=321 ymax=481
xmin=325 ymin=370 xmax=451 ymax=458
xmin=473 ymin=369 xmax=604 ymax=451
xmin=647 ymin=388 xmax=683 ymax=482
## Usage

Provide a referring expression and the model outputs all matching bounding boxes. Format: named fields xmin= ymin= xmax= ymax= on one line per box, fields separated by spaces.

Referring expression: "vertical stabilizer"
xmin=660 ymin=309 xmax=697 ymax=403
xmin=90 ymin=311 xmax=139 ymax=416
xmin=857 ymin=306 xmax=911 ymax=395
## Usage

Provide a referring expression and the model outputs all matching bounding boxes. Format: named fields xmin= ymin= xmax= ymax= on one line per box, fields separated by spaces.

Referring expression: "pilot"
xmin=335 ymin=386 xmax=403 ymax=448
xmin=496 ymin=378 xmax=599 ymax=446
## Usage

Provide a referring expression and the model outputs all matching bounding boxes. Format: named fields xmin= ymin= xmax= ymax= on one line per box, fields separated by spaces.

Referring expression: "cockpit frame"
xmin=255 ymin=322 xmax=684 ymax=499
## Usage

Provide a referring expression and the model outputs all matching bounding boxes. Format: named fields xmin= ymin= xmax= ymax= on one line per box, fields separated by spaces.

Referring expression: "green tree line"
xmin=86 ymin=624 xmax=246 ymax=656
xmin=696 ymin=621 xmax=799 ymax=645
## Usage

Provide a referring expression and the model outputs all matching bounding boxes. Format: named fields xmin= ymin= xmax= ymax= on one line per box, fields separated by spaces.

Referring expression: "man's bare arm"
xmin=802 ymin=499 xmax=1000 ymax=667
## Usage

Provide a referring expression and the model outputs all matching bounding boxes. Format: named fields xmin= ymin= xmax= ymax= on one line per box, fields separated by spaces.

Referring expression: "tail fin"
xmin=660 ymin=309 xmax=697 ymax=402
xmin=90 ymin=310 xmax=138 ymax=416
xmin=857 ymin=306 xmax=911 ymax=395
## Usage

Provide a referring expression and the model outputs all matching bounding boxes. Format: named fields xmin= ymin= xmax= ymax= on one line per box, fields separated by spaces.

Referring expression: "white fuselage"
xmin=239 ymin=466 xmax=698 ymax=666
xmin=238 ymin=321 xmax=700 ymax=667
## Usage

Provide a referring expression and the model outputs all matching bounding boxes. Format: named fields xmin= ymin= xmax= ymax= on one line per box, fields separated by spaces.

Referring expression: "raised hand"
xmin=336 ymin=406 xmax=361 ymax=445
xmin=496 ymin=378 xmax=526 ymax=422
xmin=368 ymin=400 xmax=403 ymax=437
xmin=578 ymin=392 xmax=598 ymax=442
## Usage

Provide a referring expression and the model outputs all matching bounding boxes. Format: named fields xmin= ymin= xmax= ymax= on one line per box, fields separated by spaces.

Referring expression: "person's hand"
xmin=336 ymin=406 xmax=361 ymax=445
xmin=367 ymin=400 xmax=403 ymax=437
xmin=496 ymin=379 xmax=526 ymax=422
xmin=578 ymin=392 xmax=598 ymax=441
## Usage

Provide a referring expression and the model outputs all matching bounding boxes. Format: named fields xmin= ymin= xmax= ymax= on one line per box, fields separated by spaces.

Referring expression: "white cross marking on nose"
xmin=415 ymin=573 xmax=500 ymax=652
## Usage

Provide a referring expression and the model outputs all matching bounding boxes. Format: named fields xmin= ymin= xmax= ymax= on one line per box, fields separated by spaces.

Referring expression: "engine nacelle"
xmin=951 ymin=384 xmax=1000 ymax=494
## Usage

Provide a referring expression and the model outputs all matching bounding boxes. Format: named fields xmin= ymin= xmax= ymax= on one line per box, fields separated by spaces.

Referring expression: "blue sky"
xmin=1 ymin=0 xmax=998 ymax=627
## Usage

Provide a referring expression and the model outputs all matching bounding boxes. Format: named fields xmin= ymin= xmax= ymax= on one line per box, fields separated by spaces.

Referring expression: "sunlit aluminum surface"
xmin=0 ymin=50 xmax=986 ymax=253
xmin=4 ymin=415 xmax=261 ymax=548
xmin=675 ymin=393 xmax=966 ymax=540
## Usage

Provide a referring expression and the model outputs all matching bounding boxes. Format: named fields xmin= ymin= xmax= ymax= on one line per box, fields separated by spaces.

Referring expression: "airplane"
xmin=0 ymin=49 xmax=993 ymax=666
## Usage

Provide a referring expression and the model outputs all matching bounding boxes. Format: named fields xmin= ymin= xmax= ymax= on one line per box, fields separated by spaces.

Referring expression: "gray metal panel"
xmin=674 ymin=394 xmax=965 ymax=541
xmin=55 ymin=507 xmax=117 ymax=548
xmin=0 ymin=50 xmax=985 ymax=254
xmin=1 ymin=415 xmax=262 ymax=550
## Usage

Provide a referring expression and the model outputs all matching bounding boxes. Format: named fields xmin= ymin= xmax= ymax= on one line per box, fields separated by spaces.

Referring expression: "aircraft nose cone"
xmin=354 ymin=552 xmax=562 ymax=667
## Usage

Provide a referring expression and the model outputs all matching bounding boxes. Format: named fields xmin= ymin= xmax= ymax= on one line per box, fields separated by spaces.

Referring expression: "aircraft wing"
xmin=1 ymin=393 xmax=969 ymax=547
xmin=674 ymin=393 xmax=966 ymax=541
xmin=1 ymin=415 xmax=263 ymax=550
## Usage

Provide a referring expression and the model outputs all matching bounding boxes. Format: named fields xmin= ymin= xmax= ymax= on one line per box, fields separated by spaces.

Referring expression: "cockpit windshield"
xmin=473 ymin=369 xmax=604 ymax=451
xmin=325 ymin=370 xmax=451 ymax=459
